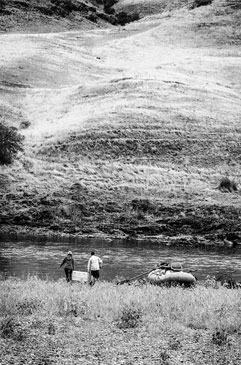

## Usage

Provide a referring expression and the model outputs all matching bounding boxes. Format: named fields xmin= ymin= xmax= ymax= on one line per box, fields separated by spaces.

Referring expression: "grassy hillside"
xmin=1 ymin=0 xmax=241 ymax=244
xmin=0 ymin=277 xmax=241 ymax=364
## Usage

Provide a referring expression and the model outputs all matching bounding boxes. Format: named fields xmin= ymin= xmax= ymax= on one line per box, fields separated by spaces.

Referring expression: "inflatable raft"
xmin=147 ymin=262 xmax=196 ymax=286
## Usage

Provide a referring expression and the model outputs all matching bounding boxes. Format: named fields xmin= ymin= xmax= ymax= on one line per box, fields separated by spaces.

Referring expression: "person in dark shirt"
xmin=60 ymin=251 xmax=75 ymax=282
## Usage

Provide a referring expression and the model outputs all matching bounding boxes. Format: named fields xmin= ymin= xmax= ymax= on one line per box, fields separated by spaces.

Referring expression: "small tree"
xmin=0 ymin=123 xmax=24 ymax=165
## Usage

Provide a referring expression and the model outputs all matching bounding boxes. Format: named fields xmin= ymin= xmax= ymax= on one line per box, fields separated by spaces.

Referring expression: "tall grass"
xmin=1 ymin=277 xmax=241 ymax=330
xmin=1 ymin=277 xmax=241 ymax=364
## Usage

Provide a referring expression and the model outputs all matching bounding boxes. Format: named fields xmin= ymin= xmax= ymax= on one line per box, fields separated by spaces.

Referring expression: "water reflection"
xmin=0 ymin=237 xmax=241 ymax=281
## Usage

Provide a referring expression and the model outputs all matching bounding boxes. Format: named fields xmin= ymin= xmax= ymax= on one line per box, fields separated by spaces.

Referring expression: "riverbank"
xmin=1 ymin=199 xmax=241 ymax=247
xmin=0 ymin=277 xmax=241 ymax=364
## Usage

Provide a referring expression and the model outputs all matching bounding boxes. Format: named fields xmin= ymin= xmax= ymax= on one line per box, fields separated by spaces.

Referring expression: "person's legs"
xmin=65 ymin=268 xmax=73 ymax=282
xmin=69 ymin=269 xmax=73 ymax=282
xmin=64 ymin=268 xmax=69 ymax=282
xmin=90 ymin=270 xmax=99 ymax=286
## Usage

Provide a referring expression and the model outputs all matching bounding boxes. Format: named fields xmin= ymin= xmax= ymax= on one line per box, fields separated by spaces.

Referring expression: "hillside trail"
xmin=1 ymin=5 xmax=240 ymax=146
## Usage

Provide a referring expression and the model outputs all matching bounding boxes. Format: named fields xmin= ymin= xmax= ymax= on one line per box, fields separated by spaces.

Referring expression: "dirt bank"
xmin=1 ymin=192 xmax=241 ymax=247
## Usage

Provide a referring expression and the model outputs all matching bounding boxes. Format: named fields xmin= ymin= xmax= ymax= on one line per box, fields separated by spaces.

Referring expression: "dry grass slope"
xmin=0 ymin=0 xmax=241 ymax=242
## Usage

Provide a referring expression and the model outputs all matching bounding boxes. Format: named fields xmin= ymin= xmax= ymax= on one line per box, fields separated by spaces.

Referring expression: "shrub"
xmin=0 ymin=123 xmax=24 ymax=165
xmin=227 ymin=0 xmax=241 ymax=9
xmin=116 ymin=304 xmax=142 ymax=329
xmin=16 ymin=297 xmax=42 ymax=315
xmin=20 ymin=120 xmax=31 ymax=129
xmin=0 ymin=317 xmax=25 ymax=341
xmin=131 ymin=198 xmax=154 ymax=213
xmin=0 ymin=0 xmax=6 ymax=12
xmin=159 ymin=350 xmax=171 ymax=365
xmin=190 ymin=0 xmax=213 ymax=9
xmin=103 ymin=0 xmax=118 ymax=9
xmin=87 ymin=12 xmax=98 ymax=22
xmin=116 ymin=11 xmax=139 ymax=26
xmin=218 ymin=177 xmax=237 ymax=193
xmin=50 ymin=0 xmax=76 ymax=16
xmin=104 ymin=6 xmax=115 ymax=14
xmin=212 ymin=329 xmax=228 ymax=346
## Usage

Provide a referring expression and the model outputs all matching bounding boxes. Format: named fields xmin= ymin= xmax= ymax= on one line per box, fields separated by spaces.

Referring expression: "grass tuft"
xmin=0 ymin=316 xmax=26 ymax=341
xmin=116 ymin=303 xmax=142 ymax=329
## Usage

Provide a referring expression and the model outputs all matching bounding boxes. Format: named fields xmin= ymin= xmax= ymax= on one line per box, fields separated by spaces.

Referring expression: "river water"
xmin=0 ymin=237 xmax=241 ymax=282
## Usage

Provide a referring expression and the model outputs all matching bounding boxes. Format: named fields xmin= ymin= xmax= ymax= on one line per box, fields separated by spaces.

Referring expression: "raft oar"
xmin=117 ymin=268 xmax=155 ymax=285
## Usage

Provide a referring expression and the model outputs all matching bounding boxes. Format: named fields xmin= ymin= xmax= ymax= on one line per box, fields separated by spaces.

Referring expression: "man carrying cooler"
xmin=87 ymin=251 xmax=103 ymax=286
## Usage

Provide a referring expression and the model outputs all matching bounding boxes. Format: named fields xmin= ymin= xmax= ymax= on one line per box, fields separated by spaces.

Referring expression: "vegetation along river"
xmin=0 ymin=237 xmax=241 ymax=282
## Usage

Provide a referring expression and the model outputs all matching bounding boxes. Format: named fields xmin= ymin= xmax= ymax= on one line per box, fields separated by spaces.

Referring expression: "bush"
xmin=0 ymin=0 xmax=6 ymax=12
xmin=131 ymin=198 xmax=154 ymax=213
xmin=50 ymin=0 xmax=76 ymax=16
xmin=0 ymin=123 xmax=24 ymax=165
xmin=0 ymin=317 xmax=25 ymax=341
xmin=16 ymin=297 xmax=42 ymax=315
xmin=20 ymin=120 xmax=31 ymax=129
xmin=212 ymin=329 xmax=228 ymax=346
xmin=103 ymin=0 xmax=118 ymax=9
xmin=116 ymin=11 xmax=139 ymax=26
xmin=87 ymin=12 xmax=97 ymax=22
xmin=218 ymin=177 xmax=237 ymax=193
xmin=116 ymin=304 xmax=142 ymax=329
xmin=104 ymin=6 xmax=115 ymax=14
xmin=227 ymin=0 xmax=241 ymax=9
xmin=190 ymin=0 xmax=213 ymax=9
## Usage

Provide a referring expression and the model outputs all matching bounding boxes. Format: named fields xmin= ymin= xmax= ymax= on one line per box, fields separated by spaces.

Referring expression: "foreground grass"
xmin=0 ymin=277 xmax=241 ymax=364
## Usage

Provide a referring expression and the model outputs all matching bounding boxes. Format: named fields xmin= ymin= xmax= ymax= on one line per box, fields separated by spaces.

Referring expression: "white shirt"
xmin=88 ymin=255 xmax=102 ymax=272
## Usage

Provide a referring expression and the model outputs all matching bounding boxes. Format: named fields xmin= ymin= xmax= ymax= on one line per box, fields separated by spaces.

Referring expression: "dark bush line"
xmin=1 ymin=0 xmax=140 ymax=26
xmin=42 ymin=0 xmax=140 ymax=25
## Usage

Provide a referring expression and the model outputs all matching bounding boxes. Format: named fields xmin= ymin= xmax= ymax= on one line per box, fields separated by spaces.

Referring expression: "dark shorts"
xmin=91 ymin=270 xmax=100 ymax=279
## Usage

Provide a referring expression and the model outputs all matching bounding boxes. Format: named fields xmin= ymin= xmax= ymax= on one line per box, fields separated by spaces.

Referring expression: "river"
xmin=0 ymin=237 xmax=241 ymax=282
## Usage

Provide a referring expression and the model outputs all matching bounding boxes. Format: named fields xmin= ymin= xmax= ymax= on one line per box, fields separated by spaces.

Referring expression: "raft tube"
xmin=148 ymin=269 xmax=196 ymax=286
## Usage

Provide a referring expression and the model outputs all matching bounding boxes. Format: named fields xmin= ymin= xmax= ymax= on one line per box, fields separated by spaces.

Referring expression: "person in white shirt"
xmin=87 ymin=251 xmax=103 ymax=285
